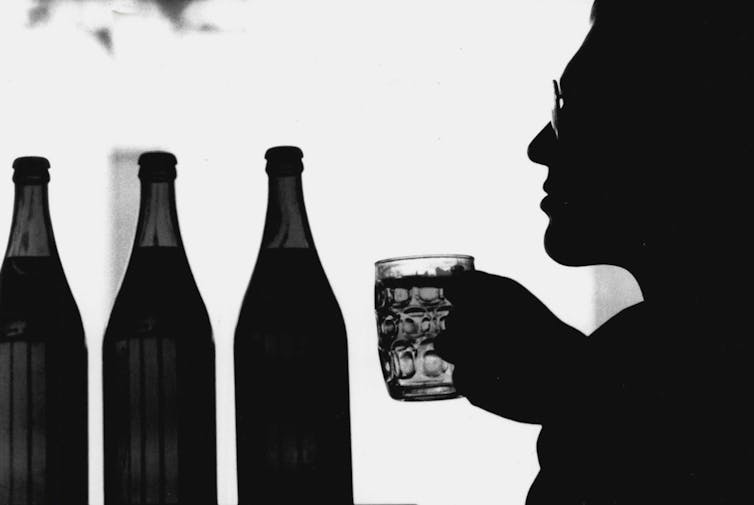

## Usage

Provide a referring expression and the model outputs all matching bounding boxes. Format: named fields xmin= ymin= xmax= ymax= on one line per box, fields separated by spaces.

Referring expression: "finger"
xmin=433 ymin=328 xmax=464 ymax=366
xmin=443 ymin=269 xmax=480 ymax=304
xmin=449 ymin=361 xmax=483 ymax=398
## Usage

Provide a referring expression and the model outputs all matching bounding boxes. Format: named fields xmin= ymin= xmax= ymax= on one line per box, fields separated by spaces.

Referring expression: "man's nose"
xmin=527 ymin=123 xmax=557 ymax=166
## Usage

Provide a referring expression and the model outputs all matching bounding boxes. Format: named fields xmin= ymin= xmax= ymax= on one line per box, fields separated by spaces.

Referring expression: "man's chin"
xmin=543 ymin=223 xmax=601 ymax=267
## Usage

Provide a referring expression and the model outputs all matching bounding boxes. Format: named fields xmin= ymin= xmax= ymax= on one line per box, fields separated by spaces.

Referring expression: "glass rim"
xmin=374 ymin=254 xmax=474 ymax=266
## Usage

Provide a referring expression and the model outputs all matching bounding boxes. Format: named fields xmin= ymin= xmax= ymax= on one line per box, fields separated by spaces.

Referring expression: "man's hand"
xmin=434 ymin=270 xmax=585 ymax=424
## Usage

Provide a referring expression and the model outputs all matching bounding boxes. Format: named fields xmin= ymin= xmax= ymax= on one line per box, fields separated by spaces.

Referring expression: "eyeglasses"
xmin=551 ymin=79 xmax=564 ymax=139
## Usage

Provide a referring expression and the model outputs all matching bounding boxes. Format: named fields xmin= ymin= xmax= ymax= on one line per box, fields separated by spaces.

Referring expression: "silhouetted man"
xmin=436 ymin=2 xmax=752 ymax=503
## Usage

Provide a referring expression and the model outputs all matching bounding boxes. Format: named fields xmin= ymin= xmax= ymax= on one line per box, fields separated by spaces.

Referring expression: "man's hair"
xmin=588 ymin=1 xmax=752 ymax=256
xmin=591 ymin=1 xmax=751 ymax=159
xmin=589 ymin=1 xmax=751 ymax=84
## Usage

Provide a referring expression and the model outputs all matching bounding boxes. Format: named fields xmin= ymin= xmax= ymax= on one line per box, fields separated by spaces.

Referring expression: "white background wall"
xmin=0 ymin=1 xmax=641 ymax=504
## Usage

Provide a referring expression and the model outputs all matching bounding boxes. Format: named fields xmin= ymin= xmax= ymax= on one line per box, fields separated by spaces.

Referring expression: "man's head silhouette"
xmin=436 ymin=6 xmax=752 ymax=505
xmin=527 ymin=1 xmax=751 ymax=296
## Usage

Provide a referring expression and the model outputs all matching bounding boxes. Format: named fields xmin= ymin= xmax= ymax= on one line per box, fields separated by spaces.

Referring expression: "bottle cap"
xmin=265 ymin=146 xmax=304 ymax=176
xmin=138 ymin=151 xmax=177 ymax=181
xmin=12 ymin=156 xmax=51 ymax=183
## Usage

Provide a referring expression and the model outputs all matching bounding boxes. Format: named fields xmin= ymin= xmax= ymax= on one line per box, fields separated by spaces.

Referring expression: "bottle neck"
xmin=134 ymin=181 xmax=183 ymax=248
xmin=260 ymin=175 xmax=315 ymax=249
xmin=5 ymin=182 xmax=58 ymax=258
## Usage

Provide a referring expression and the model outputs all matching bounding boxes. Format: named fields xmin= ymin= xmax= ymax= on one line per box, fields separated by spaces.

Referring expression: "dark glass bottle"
xmin=0 ymin=156 xmax=88 ymax=504
xmin=103 ymin=152 xmax=217 ymax=505
xmin=234 ymin=146 xmax=353 ymax=505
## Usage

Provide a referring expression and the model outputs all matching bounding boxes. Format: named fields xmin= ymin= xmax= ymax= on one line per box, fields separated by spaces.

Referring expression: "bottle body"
xmin=102 ymin=154 xmax=217 ymax=505
xmin=235 ymin=147 xmax=353 ymax=505
xmin=235 ymin=250 xmax=353 ymax=505
xmin=103 ymin=249 xmax=216 ymax=505
xmin=0 ymin=158 xmax=88 ymax=505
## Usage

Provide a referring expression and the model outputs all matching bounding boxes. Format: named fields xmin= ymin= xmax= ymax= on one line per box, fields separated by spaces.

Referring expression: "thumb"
xmin=434 ymin=313 xmax=465 ymax=366
xmin=443 ymin=269 xmax=483 ymax=305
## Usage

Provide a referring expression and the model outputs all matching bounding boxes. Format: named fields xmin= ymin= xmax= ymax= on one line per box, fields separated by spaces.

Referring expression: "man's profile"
xmin=436 ymin=2 xmax=752 ymax=503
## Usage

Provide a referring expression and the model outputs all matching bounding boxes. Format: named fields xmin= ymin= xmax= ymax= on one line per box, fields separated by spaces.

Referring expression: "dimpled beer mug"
xmin=374 ymin=254 xmax=474 ymax=400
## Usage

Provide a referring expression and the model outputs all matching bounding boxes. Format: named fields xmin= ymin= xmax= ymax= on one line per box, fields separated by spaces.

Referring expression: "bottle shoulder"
xmin=106 ymin=247 xmax=211 ymax=341
xmin=0 ymin=258 xmax=85 ymax=342
xmin=0 ymin=257 xmax=82 ymax=315
xmin=241 ymin=246 xmax=340 ymax=297
xmin=247 ymin=248 xmax=337 ymax=287
xmin=115 ymin=247 xmax=204 ymax=299
xmin=106 ymin=283 xmax=211 ymax=332
xmin=235 ymin=283 xmax=346 ymax=340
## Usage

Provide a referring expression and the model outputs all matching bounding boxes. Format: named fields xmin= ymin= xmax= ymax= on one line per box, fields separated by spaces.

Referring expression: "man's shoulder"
xmin=592 ymin=301 xmax=648 ymax=336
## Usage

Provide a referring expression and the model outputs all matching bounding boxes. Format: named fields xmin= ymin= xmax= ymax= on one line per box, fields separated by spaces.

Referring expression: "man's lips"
xmin=541 ymin=177 xmax=576 ymax=212
xmin=540 ymin=191 xmax=572 ymax=214
xmin=542 ymin=179 xmax=554 ymax=194
xmin=540 ymin=195 xmax=557 ymax=213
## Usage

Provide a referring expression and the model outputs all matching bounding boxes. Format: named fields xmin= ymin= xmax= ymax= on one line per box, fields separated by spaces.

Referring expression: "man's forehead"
xmin=559 ymin=21 xmax=639 ymax=96
xmin=559 ymin=28 xmax=600 ymax=93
